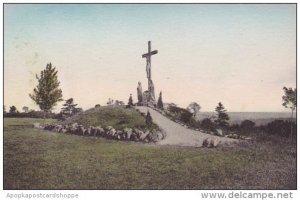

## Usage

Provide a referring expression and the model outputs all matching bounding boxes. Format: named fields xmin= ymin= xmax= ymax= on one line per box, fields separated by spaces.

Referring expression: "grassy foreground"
xmin=4 ymin=118 xmax=296 ymax=189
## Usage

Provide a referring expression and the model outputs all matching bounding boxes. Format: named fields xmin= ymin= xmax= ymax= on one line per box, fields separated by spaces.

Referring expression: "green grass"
xmin=4 ymin=118 xmax=296 ymax=189
xmin=61 ymin=106 xmax=157 ymax=130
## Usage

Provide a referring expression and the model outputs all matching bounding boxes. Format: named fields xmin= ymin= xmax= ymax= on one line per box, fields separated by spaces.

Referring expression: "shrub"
xmin=201 ymin=118 xmax=216 ymax=131
xmin=145 ymin=111 xmax=153 ymax=126
xmin=187 ymin=117 xmax=201 ymax=128
xmin=180 ymin=111 xmax=193 ymax=123
xmin=167 ymin=105 xmax=182 ymax=113
xmin=240 ymin=120 xmax=256 ymax=131
xmin=263 ymin=120 xmax=296 ymax=138
xmin=167 ymin=105 xmax=193 ymax=123
xmin=228 ymin=124 xmax=240 ymax=132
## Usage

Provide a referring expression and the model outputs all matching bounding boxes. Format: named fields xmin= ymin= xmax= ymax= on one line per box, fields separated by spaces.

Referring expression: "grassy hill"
xmin=4 ymin=118 xmax=296 ymax=189
xmin=61 ymin=106 xmax=157 ymax=130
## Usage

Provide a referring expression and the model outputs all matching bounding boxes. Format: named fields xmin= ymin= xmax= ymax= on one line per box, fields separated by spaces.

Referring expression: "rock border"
xmin=33 ymin=122 xmax=166 ymax=143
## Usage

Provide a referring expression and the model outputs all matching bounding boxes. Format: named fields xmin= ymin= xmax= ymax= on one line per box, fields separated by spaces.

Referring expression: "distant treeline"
xmin=4 ymin=111 xmax=61 ymax=119
xmin=197 ymin=112 xmax=294 ymax=126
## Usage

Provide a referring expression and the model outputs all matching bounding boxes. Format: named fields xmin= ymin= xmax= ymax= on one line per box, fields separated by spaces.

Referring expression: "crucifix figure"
xmin=142 ymin=41 xmax=158 ymax=106
xmin=142 ymin=41 xmax=158 ymax=80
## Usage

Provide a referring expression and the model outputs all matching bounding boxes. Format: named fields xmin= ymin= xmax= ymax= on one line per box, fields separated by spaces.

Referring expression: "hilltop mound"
xmin=61 ymin=106 xmax=157 ymax=131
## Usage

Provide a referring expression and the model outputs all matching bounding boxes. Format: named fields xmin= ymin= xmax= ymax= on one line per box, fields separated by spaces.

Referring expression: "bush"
xmin=145 ymin=111 xmax=153 ymax=127
xmin=187 ymin=118 xmax=201 ymax=128
xmin=167 ymin=105 xmax=193 ymax=123
xmin=167 ymin=105 xmax=182 ymax=113
xmin=200 ymin=118 xmax=216 ymax=131
xmin=180 ymin=111 xmax=193 ymax=123
xmin=263 ymin=120 xmax=296 ymax=138
xmin=229 ymin=124 xmax=240 ymax=131
xmin=240 ymin=120 xmax=256 ymax=131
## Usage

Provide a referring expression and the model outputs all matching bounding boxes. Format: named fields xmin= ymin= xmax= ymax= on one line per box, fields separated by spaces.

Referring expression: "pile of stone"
xmin=34 ymin=122 xmax=166 ymax=143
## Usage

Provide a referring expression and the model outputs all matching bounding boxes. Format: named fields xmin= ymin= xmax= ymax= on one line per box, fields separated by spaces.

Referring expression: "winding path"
xmin=136 ymin=106 xmax=237 ymax=147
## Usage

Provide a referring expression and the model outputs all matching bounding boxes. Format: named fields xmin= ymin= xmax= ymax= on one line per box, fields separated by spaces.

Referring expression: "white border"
xmin=0 ymin=1 xmax=298 ymax=200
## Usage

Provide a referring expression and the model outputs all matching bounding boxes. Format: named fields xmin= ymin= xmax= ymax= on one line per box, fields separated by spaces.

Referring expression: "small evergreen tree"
xmin=214 ymin=102 xmax=230 ymax=127
xmin=157 ymin=91 xmax=164 ymax=109
xmin=61 ymin=98 xmax=82 ymax=118
xmin=145 ymin=110 xmax=153 ymax=126
xmin=128 ymin=94 xmax=134 ymax=107
xmin=29 ymin=63 xmax=63 ymax=118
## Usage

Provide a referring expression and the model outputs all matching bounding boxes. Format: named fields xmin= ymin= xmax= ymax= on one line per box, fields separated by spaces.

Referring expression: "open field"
xmin=4 ymin=118 xmax=296 ymax=189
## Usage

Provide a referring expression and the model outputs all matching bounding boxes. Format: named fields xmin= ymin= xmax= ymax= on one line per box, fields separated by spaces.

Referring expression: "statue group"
xmin=137 ymin=41 xmax=158 ymax=107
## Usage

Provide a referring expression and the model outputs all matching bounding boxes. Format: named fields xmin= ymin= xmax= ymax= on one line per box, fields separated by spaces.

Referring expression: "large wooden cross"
xmin=142 ymin=41 xmax=158 ymax=80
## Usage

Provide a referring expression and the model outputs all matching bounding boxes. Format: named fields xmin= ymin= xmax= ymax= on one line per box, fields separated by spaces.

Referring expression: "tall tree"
xmin=187 ymin=102 xmax=201 ymax=118
xmin=128 ymin=94 xmax=133 ymax=107
xmin=282 ymin=87 xmax=297 ymax=138
xmin=61 ymin=98 xmax=82 ymax=118
xmin=157 ymin=91 xmax=164 ymax=109
xmin=29 ymin=63 xmax=63 ymax=118
xmin=214 ymin=102 xmax=230 ymax=127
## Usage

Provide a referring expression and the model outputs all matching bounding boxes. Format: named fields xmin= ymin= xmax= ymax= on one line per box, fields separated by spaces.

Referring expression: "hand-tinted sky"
xmin=4 ymin=4 xmax=296 ymax=112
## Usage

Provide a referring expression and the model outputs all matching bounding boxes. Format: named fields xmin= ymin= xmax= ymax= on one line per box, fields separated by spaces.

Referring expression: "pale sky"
xmin=4 ymin=4 xmax=296 ymax=112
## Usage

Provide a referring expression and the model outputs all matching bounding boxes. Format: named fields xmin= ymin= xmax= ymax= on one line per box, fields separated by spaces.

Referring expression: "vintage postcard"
xmin=2 ymin=3 xmax=297 ymax=193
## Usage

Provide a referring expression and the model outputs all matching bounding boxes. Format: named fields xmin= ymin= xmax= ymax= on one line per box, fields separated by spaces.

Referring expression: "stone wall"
xmin=34 ymin=122 xmax=166 ymax=143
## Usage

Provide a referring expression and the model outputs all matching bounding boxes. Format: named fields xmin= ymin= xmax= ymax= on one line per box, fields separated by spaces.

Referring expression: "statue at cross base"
xmin=137 ymin=82 xmax=143 ymax=106
xmin=137 ymin=41 xmax=158 ymax=107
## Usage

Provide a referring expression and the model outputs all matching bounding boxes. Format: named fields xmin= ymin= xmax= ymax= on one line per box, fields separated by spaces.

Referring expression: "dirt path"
xmin=136 ymin=106 xmax=237 ymax=147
